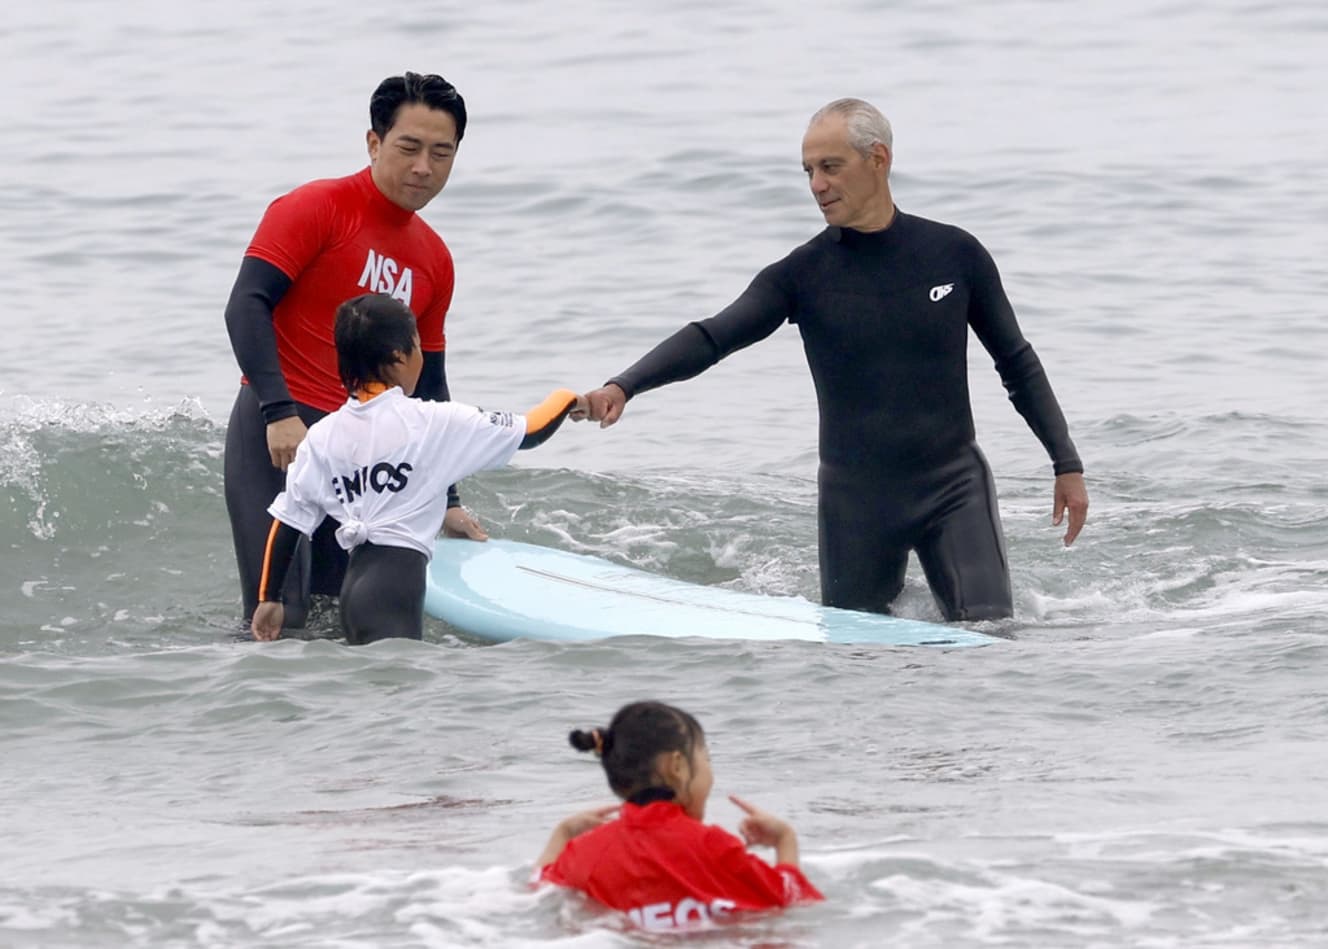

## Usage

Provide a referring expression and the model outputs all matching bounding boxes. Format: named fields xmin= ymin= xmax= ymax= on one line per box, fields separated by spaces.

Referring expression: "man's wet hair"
xmin=334 ymin=293 xmax=418 ymax=394
xmin=569 ymin=701 xmax=705 ymax=799
xmin=370 ymin=71 xmax=467 ymax=142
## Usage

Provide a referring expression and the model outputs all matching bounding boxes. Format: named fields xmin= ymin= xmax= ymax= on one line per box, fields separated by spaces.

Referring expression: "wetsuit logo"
xmin=332 ymin=462 xmax=413 ymax=502
xmin=357 ymin=249 xmax=414 ymax=305
xmin=929 ymin=283 xmax=955 ymax=302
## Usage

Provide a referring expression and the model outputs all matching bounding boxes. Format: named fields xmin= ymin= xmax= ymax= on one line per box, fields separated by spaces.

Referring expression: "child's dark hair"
xmin=569 ymin=701 xmax=705 ymax=799
xmin=334 ymin=293 xmax=418 ymax=395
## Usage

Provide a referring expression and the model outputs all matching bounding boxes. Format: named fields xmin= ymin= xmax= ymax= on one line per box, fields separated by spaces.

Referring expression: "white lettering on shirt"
xmin=357 ymin=249 xmax=414 ymax=305
xmin=625 ymin=898 xmax=738 ymax=931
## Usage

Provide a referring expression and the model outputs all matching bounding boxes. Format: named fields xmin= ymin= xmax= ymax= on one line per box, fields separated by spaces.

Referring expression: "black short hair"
xmin=334 ymin=293 xmax=418 ymax=395
xmin=569 ymin=701 xmax=705 ymax=800
xmin=369 ymin=71 xmax=467 ymax=142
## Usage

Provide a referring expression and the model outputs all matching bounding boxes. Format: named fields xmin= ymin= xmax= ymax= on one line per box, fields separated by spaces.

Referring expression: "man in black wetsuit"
xmin=577 ymin=98 xmax=1089 ymax=621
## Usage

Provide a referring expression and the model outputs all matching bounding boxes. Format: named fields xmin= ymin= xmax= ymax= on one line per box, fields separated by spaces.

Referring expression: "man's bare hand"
xmin=576 ymin=384 xmax=628 ymax=428
xmin=266 ymin=416 xmax=308 ymax=471
xmin=443 ymin=506 xmax=488 ymax=540
xmin=1053 ymin=472 xmax=1089 ymax=546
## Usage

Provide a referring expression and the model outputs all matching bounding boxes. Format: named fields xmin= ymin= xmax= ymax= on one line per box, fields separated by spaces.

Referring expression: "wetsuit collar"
xmin=829 ymin=206 xmax=903 ymax=244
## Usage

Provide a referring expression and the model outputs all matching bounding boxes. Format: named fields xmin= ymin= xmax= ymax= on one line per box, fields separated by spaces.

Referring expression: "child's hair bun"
xmin=568 ymin=728 xmax=600 ymax=753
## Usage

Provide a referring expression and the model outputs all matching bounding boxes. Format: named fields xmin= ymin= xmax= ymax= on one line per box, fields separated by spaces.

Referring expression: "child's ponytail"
xmin=568 ymin=728 xmax=607 ymax=756
xmin=569 ymin=701 xmax=704 ymax=800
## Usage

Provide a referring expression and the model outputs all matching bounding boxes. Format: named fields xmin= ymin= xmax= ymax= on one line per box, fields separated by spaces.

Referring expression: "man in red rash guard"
xmin=223 ymin=71 xmax=484 ymax=629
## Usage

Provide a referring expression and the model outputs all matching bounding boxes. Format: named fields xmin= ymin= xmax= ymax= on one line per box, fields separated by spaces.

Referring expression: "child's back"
xmin=536 ymin=702 xmax=824 ymax=932
xmin=283 ymin=387 xmax=525 ymax=555
xmin=543 ymin=796 xmax=821 ymax=931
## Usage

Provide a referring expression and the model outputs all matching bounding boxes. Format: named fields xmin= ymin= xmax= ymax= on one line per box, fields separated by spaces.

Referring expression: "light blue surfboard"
xmin=424 ymin=538 xmax=998 ymax=647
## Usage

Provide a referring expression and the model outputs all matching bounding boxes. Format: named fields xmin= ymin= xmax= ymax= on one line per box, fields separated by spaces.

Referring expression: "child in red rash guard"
xmin=535 ymin=700 xmax=824 ymax=931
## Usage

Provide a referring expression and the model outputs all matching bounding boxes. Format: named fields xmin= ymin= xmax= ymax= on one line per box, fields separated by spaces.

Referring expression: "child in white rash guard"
xmin=251 ymin=292 xmax=585 ymax=644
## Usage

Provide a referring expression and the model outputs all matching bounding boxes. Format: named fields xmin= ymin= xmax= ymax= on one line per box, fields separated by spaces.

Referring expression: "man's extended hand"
xmin=572 ymin=384 xmax=628 ymax=428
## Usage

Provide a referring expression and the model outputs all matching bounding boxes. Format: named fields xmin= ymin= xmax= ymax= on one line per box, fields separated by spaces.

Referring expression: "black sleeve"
xmin=607 ymin=273 xmax=790 ymax=399
xmin=415 ymin=349 xmax=449 ymax=402
xmin=257 ymin=520 xmax=303 ymax=603
xmin=413 ymin=350 xmax=461 ymax=507
xmin=964 ymin=241 xmax=1083 ymax=475
xmin=990 ymin=343 xmax=1083 ymax=475
xmin=224 ymin=256 xmax=298 ymax=424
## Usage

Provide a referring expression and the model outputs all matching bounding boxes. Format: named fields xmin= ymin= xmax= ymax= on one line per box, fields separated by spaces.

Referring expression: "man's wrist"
xmin=261 ymin=400 xmax=299 ymax=425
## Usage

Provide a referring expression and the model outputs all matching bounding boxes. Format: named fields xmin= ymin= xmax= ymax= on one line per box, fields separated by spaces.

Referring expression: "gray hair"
xmin=808 ymin=98 xmax=893 ymax=157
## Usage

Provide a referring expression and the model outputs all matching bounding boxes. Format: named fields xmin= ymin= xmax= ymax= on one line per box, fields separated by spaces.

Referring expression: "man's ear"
xmin=873 ymin=141 xmax=892 ymax=175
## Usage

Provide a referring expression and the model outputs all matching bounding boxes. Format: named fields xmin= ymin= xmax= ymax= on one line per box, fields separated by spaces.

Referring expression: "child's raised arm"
xmin=535 ymin=803 xmax=619 ymax=870
xmin=520 ymin=390 xmax=588 ymax=449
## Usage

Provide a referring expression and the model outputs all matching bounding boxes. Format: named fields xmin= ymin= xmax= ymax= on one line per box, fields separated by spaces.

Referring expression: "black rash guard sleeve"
xmin=224 ymin=256 xmax=298 ymax=424
xmin=963 ymin=239 xmax=1084 ymax=475
xmin=257 ymin=519 xmax=303 ymax=603
xmin=414 ymin=349 xmax=461 ymax=508
xmin=607 ymin=275 xmax=790 ymax=399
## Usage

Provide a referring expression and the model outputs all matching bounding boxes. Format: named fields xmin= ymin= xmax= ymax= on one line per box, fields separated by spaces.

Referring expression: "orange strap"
xmin=257 ymin=519 xmax=302 ymax=603
xmin=257 ymin=519 xmax=282 ymax=602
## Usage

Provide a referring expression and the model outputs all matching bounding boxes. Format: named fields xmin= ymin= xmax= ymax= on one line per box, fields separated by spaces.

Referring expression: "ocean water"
xmin=3 ymin=0 xmax=1327 ymax=946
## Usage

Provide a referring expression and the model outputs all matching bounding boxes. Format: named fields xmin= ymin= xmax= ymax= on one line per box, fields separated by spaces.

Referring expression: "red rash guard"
xmin=540 ymin=801 xmax=823 ymax=931
xmin=243 ymin=167 xmax=454 ymax=412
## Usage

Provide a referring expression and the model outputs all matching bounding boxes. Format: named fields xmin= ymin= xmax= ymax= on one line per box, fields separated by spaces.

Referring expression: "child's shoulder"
xmin=308 ymin=400 xmax=356 ymax=430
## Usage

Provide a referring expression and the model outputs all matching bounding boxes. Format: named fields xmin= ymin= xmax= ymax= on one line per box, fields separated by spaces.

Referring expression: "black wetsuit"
xmin=223 ymin=258 xmax=455 ymax=627
xmin=608 ymin=211 xmax=1082 ymax=621
xmin=255 ymin=528 xmax=428 ymax=645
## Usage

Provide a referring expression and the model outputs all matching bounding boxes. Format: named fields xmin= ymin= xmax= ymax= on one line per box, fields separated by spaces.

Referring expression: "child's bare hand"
xmin=252 ymin=602 xmax=285 ymax=641
xmin=559 ymin=803 xmax=619 ymax=839
xmin=729 ymin=794 xmax=792 ymax=848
